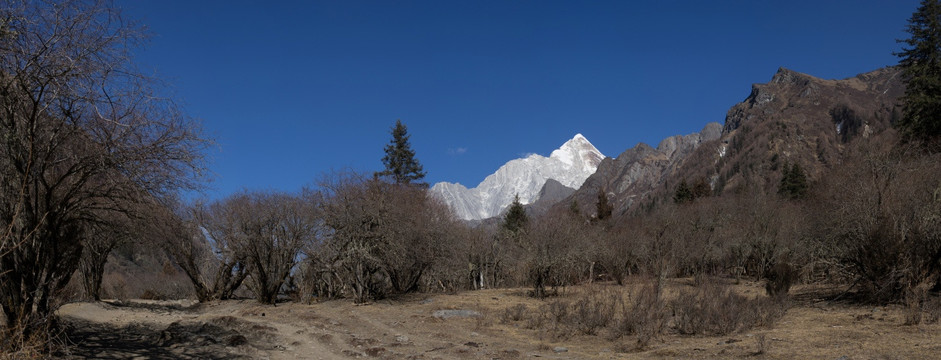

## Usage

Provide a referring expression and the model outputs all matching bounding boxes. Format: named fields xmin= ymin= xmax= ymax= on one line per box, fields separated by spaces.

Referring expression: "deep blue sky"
xmin=122 ymin=1 xmax=918 ymax=198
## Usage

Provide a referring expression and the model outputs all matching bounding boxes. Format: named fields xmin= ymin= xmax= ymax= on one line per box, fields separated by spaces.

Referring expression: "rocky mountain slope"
xmin=565 ymin=66 xmax=904 ymax=218
xmin=431 ymin=134 xmax=604 ymax=221
xmin=675 ymin=67 xmax=904 ymax=200
xmin=566 ymin=123 xmax=723 ymax=217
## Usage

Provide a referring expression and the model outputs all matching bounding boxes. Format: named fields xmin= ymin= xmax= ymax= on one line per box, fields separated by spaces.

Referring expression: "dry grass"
xmin=51 ymin=279 xmax=941 ymax=359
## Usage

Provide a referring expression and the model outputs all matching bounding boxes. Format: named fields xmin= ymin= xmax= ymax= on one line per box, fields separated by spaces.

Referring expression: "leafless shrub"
xmin=546 ymin=299 xmax=570 ymax=324
xmin=764 ymin=261 xmax=798 ymax=299
xmin=613 ymin=282 xmax=666 ymax=349
xmin=902 ymin=286 xmax=941 ymax=326
xmin=524 ymin=305 xmax=548 ymax=330
xmin=306 ymin=172 xmax=460 ymax=303
xmin=926 ymin=296 xmax=941 ymax=324
xmin=568 ymin=289 xmax=615 ymax=335
xmin=672 ymin=278 xmax=787 ymax=335
xmin=213 ymin=191 xmax=320 ymax=304
xmin=594 ymin=226 xmax=639 ymax=285
xmin=819 ymin=139 xmax=941 ymax=303
xmin=156 ymin=201 xmax=247 ymax=302
xmin=755 ymin=333 xmax=770 ymax=355
xmin=501 ymin=304 xmax=527 ymax=324
xmin=466 ymin=223 xmax=520 ymax=291
xmin=904 ymin=291 xmax=924 ymax=326
xmin=520 ymin=209 xmax=589 ymax=298
xmin=0 ymin=318 xmax=65 ymax=359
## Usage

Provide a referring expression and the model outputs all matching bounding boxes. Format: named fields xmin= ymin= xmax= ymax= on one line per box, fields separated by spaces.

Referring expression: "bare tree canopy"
xmin=0 ymin=0 xmax=207 ymax=341
xmin=305 ymin=172 xmax=456 ymax=303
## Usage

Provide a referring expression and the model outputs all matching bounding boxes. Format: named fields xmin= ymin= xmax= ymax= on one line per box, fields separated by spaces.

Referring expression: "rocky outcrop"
xmin=526 ymin=179 xmax=577 ymax=216
xmin=723 ymin=67 xmax=902 ymax=133
xmin=566 ymin=123 xmax=722 ymax=217
xmin=705 ymin=67 xmax=904 ymax=194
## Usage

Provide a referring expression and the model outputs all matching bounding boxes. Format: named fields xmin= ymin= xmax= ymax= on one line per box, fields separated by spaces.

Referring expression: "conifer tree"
xmin=896 ymin=0 xmax=941 ymax=144
xmin=569 ymin=199 xmax=581 ymax=216
xmin=595 ymin=188 xmax=613 ymax=221
xmin=376 ymin=120 xmax=427 ymax=186
xmin=502 ymin=194 xmax=529 ymax=234
xmin=673 ymin=180 xmax=694 ymax=204
xmin=778 ymin=163 xmax=808 ymax=200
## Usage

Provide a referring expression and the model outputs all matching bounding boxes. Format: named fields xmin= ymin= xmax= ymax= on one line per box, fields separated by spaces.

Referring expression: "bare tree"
xmin=309 ymin=172 xmax=457 ymax=303
xmin=520 ymin=209 xmax=586 ymax=298
xmin=379 ymin=185 xmax=454 ymax=294
xmin=152 ymin=199 xmax=245 ymax=303
xmin=78 ymin=214 xmax=131 ymax=301
xmin=0 ymin=0 xmax=206 ymax=340
xmin=636 ymin=205 xmax=683 ymax=295
xmin=223 ymin=191 xmax=320 ymax=304
xmin=595 ymin=223 xmax=638 ymax=285
xmin=820 ymin=137 xmax=941 ymax=302
xmin=317 ymin=173 xmax=388 ymax=303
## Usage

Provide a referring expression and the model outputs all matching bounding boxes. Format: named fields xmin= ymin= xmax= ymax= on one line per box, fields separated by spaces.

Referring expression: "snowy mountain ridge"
xmin=430 ymin=134 xmax=605 ymax=221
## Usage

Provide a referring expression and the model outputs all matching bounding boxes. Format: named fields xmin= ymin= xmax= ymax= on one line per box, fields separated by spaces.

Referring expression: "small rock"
xmin=395 ymin=335 xmax=410 ymax=344
xmin=432 ymin=309 xmax=481 ymax=319
xmin=365 ymin=347 xmax=386 ymax=357
xmin=553 ymin=347 xmax=568 ymax=353
xmin=419 ymin=298 xmax=434 ymax=305
xmin=835 ymin=356 xmax=849 ymax=360
xmin=464 ymin=341 xmax=479 ymax=348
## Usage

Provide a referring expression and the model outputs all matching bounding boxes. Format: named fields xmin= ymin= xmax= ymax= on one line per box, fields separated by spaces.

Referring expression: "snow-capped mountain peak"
xmin=430 ymin=134 xmax=605 ymax=221
xmin=550 ymin=133 xmax=604 ymax=170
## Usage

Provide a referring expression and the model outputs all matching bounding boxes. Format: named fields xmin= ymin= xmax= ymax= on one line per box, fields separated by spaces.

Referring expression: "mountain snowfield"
xmin=430 ymin=134 xmax=605 ymax=221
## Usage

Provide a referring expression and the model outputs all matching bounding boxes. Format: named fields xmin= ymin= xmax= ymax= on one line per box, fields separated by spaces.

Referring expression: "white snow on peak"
xmin=430 ymin=134 xmax=605 ymax=221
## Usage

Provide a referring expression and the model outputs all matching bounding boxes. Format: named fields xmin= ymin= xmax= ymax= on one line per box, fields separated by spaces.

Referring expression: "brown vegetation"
xmin=3 ymin=2 xmax=940 ymax=358
xmin=299 ymin=172 xmax=461 ymax=303
xmin=0 ymin=0 xmax=207 ymax=352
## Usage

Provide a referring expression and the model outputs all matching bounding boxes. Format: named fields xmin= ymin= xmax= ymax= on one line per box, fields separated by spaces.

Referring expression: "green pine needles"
xmin=376 ymin=119 xmax=427 ymax=186
xmin=897 ymin=0 xmax=941 ymax=145
xmin=502 ymin=194 xmax=529 ymax=234
xmin=778 ymin=163 xmax=808 ymax=200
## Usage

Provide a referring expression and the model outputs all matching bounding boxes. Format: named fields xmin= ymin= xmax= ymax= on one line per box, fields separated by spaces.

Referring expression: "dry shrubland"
xmin=2 ymin=1 xmax=940 ymax=357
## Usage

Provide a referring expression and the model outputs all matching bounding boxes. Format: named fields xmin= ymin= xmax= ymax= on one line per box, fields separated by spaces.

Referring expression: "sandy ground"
xmin=54 ymin=281 xmax=941 ymax=359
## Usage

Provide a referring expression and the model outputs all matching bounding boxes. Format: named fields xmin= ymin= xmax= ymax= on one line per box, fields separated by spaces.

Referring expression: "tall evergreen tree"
xmin=502 ymin=194 xmax=529 ymax=234
xmin=375 ymin=120 xmax=427 ymax=185
xmin=673 ymin=180 xmax=694 ymax=204
xmin=896 ymin=0 xmax=941 ymax=144
xmin=595 ymin=188 xmax=613 ymax=221
xmin=778 ymin=163 xmax=808 ymax=200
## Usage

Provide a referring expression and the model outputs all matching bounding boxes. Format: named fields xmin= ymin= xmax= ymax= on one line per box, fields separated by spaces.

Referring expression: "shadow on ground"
xmin=56 ymin=318 xmax=254 ymax=359
xmin=100 ymin=299 xmax=201 ymax=313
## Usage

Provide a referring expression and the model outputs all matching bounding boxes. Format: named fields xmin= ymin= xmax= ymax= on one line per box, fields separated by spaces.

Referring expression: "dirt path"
xmin=55 ymin=292 xmax=561 ymax=359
